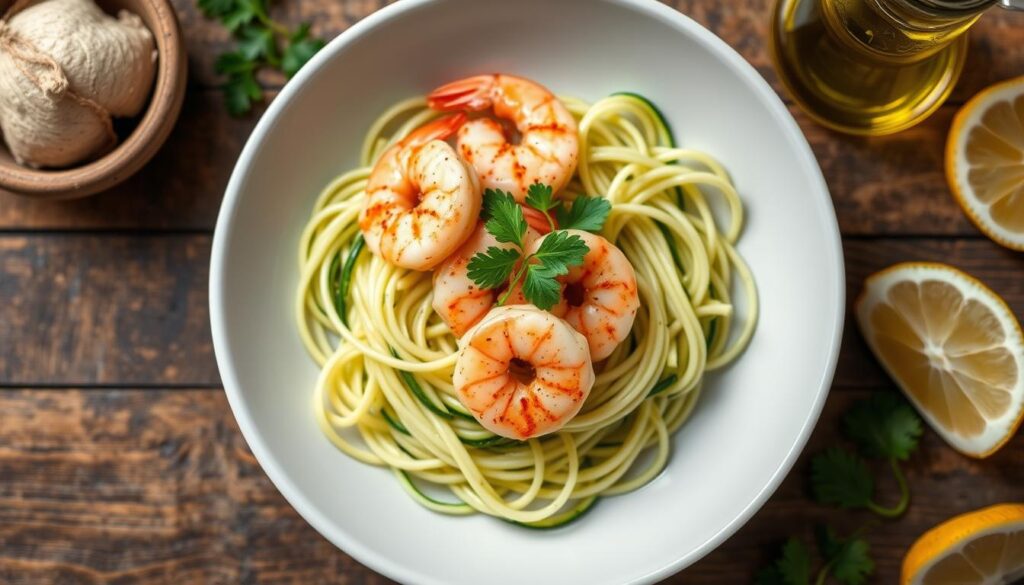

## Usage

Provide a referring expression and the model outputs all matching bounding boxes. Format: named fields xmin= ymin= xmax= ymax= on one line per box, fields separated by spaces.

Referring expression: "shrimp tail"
xmin=427 ymin=74 xmax=498 ymax=111
xmin=404 ymin=113 xmax=468 ymax=147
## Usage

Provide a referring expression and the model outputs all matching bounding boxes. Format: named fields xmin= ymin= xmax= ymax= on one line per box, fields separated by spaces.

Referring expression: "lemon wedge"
xmin=856 ymin=263 xmax=1024 ymax=458
xmin=947 ymin=76 xmax=1024 ymax=251
xmin=902 ymin=503 xmax=1024 ymax=584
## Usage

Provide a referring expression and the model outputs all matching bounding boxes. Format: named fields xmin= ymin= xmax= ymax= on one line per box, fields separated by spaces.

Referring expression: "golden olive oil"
xmin=771 ymin=0 xmax=994 ymax=135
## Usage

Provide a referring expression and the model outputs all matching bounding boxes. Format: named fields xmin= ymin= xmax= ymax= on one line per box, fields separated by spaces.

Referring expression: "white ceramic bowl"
xmin=210 ymin=0 xmax=844 ymax=583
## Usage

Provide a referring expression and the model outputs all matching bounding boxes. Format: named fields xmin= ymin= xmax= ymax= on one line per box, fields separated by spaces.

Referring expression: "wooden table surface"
xmin=2 ymin=1 xmax=1023 ymax=583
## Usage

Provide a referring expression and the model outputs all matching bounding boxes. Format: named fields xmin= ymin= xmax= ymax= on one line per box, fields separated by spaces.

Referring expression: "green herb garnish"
xmin=757 ymin=392 xmax=922 ymax=583
xmin=198 ymin=0 xmax=325 ymax=115
xmin=466 ymin=186 xmax=609 ymax=310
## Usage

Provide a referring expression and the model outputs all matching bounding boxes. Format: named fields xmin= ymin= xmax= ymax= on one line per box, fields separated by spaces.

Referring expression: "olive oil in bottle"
xmin=771 ymin=0 xmax=998 ymax=135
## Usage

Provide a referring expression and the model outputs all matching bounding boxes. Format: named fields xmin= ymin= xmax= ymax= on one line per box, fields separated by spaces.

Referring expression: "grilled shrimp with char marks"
xmin=428 ymin=74 xmax=579 ymax=203
xmin=453 ymin=305 xmax=595 ymax=440
xmin=359 ymin=114 xmax=481 ymax=270
xmin=509 ymin=229 xmax=639 ymax=360
xmin=432 ymin=221 xmax=541 ymax=338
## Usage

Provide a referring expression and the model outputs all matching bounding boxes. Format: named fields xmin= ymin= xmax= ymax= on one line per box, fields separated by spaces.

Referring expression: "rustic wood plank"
xmin=0 ymin=388 xmax=1019 ymax=583
xmin=0 ymin=236 xmax=216 ymax=387
xmin=0 ymin=101 xmax=983 ymax=235
xmin=3 ymin=235 xmax=1022 ymax=387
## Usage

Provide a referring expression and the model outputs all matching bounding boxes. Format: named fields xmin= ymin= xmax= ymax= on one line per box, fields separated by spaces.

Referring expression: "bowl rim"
xmin=0 ymin=0 xmax=187 ymax=200
xmin=210 ymin=0 xmax=845 ymax=582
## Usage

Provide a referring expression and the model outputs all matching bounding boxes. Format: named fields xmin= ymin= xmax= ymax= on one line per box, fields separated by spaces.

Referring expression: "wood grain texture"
xmin=4 ymin=234 xmax=1023 ymax=389
xmin=0 ymin=236 xmax=215 ymax=387
xmin=0 ymin=388 xmax=1020 ymax=583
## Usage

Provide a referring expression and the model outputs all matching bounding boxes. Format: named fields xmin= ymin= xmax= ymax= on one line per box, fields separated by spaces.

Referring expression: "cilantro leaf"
xmin=521 ymin=231 xmax=588 ymax=310
xmin=482 ymin=189 xmax=527 ymax=248
xmin=556 ymin=195 xmax=612 ymax=232
xmin=815 ymin=526 xmax=873 ymax=585
xmin=777 ymin=538 xmax=812 ymax=585
xmin=843 ymin=392 xmax=923 ymax=461
xmin=811 ymin=448 xmax=874 ymax=509
xmin=466 ymin=247 xmax=520 ymax=290
xmin=281 ymin=23 xmax=325 ymax=77
xmin=223 ymin=68 xmax=262 ymax=116
xmin=525 ymin=183 xmax=555 ymax=213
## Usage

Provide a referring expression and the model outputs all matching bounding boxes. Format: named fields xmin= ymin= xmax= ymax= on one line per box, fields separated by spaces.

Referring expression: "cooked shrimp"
xmin=432 ymin=222 xmax=541 ymax=338
xmin=359 ymin=114 xmax=481 ymax=271
xmin=427 ymin=74 xmax=579 ymax=202
xmin=454 ymin=305 xmax=595 ymax=440
xmin=510 ymin=230 xmax=640 ymax=360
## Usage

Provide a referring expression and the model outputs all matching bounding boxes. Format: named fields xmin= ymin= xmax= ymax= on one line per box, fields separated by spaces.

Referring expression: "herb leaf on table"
xmin=198 ymin=0 xmax=325 ymax=115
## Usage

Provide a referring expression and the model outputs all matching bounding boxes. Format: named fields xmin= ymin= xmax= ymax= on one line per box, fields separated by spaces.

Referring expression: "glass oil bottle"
xmin=771 ymin=0 xmax=1021 ymax=135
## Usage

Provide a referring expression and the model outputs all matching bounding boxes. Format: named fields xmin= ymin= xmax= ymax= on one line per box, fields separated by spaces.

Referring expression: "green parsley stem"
xmin=497 ymin=258 xmax=531 ymax=306
xmin=255 ymin=11 xmax=291 ymax=37
xmin=866 ymin=458 xmax=909 ymax=518
xmin=541 ymin=209 xmax=556 ymax=233
xmin=814 ymin=564 xmax=830 ymax=585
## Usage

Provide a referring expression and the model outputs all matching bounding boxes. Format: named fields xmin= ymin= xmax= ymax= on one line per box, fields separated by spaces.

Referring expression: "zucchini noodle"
xmin=295 ymin=93 xmax=758 ymax=525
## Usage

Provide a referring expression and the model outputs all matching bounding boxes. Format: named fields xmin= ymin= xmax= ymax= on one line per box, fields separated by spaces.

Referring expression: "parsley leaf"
xmin=531 ymin=229 xmax=588 ymax=267
xmin=522 ymin=263 xmax=564 ymax=310
xmin=281 ymin=23 xmax=325 ymax=77
xmin=815 ymin=526 xmax=873 ymax=585
xmin=843 ymin=392 xmax=923 ymax=461
xmin=521 ymin=231 xmax=587 ymax=310
xmin=237 ymin=23 xmax=278 ymax=62
xmin=811 ymin=448 xmax=874 ymax=509
xmin=776 ymin=538 xmax=812 ymax=585
xmin=556 ymin=195 xmax=612 ymax=232
xmin=197 ymin=0 xmax=236 ymax=18
xmin=466 ymin=247 xmax=520 ymax=290
xmin=199 ymin=0 xmax=324 ymax=115
xmin=482 ymin=189 xmax=528 ymax=248
xmin=223 ymin=68 xmax=262 ymax=116
xmin=525 ymin=183 xmax=555 ymax=213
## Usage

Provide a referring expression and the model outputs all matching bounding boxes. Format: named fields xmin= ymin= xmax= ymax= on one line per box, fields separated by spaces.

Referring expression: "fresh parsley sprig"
xmin=757 ymin=392 xmax=923 ymax=584
xmin=198 ymin=0 xmax=325 ymax=115
xmin=756 ymin=529 xmax=873 ymax=585
xmin=811 ymin=392 xmax=922 ymax=517
xmin=465 ymin=185 xmax=611 ymax=310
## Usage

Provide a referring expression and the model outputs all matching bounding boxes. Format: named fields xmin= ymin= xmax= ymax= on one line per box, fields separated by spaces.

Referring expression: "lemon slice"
xmin=947 ymin=76 xmax=1024 ymax=251
xmin=902 ymin=503 xmax=1024 ymax=585
xmin=856 ymin=262 xmax=1024 ymax=458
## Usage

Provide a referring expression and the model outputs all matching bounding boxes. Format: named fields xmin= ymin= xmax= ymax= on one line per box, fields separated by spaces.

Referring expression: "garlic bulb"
xmin=0 ymin=0 xmax=157 ymax=168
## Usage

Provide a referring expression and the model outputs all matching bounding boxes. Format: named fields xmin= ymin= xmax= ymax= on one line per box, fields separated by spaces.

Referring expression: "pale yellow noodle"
xmin=296 ymin=94 xmax=758 ymax=522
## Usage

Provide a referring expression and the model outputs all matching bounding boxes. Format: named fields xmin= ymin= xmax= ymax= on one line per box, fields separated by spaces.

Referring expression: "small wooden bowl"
xmin=0 ymin=0 xmax=187 ymax=199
